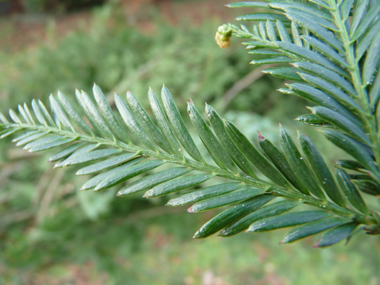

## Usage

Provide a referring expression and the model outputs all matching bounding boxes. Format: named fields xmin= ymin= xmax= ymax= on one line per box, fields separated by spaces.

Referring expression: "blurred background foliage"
xmin=0 ymin=0 xmax=379 ymax=284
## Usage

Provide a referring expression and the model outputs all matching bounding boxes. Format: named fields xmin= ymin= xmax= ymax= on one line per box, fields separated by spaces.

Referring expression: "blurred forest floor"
xmin=1 ymin=0 xmax=231 ymax=52
xmin=0 ymin=1 xmax=380 ymax=285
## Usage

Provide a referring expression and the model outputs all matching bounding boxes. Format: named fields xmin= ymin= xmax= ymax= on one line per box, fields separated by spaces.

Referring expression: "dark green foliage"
xmin=225 ymin=120 xmax=291 ymax=188
xmin=144 ymin=173 xmax=215 ymax=198
xmin=314 ymin=222 xmax=359 ymax=248
xmin=281 ymin=217 xmax=353 ymax=244
xmin=193 ymin=195 xmax=274 ymax=238
xmin=118 ymin=167 xmax=192 ymax=197
xmin=219 ymin=200 xmax=300 ymax=237
xmin=188 ymin=187 xmax=266 ymax=213
xmin=0 ymin=0 xmax=379 ymax=249
xmin=248 ymin=211 xmax=333 ymax=232
xmin=298 ymin=133 xmax=345 ymax=206
xmin=205 ymin=104 xmax=256 ymax=177
xmin=167 ymin=182 xmax=244 ymax=207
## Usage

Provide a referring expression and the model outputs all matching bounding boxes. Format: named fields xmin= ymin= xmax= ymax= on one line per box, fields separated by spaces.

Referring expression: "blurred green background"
xmin=0 ymin=0 xmax=379 ymax=284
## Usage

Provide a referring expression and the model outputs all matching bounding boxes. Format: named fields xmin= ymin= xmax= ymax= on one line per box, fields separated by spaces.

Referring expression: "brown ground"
xmin=0 ymin=0 xmax=232 ymax=52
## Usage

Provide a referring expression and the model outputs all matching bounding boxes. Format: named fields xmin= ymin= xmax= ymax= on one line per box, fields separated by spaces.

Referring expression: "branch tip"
xmin=257 ymin=131 xmax=265 ymax=141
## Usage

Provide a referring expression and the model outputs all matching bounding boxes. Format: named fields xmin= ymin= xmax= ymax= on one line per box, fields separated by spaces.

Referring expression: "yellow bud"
xmin=215 ymin=32 xmax=231 ymax=49
xmin=215 ymin=24 xmax=232 ymax=49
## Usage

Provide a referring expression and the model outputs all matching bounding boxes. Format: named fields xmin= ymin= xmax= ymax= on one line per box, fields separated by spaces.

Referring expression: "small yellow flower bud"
xmin=215 ymin=32 xmax=231 ymax=49
xmin=215 ymin=24 xmax=232 ymax=49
